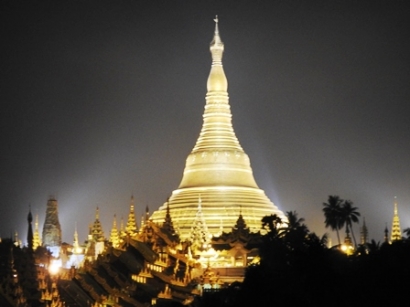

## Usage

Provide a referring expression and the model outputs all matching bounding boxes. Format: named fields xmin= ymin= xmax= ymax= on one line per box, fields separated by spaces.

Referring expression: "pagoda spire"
xmin=391 ymin=196 xmax=402 ymax=242
xmin=163 ymin=199 xmax=175 ymax=235
xmin=126 ymin=195 xmax=138 ymax=236
xmin=27 ymin=205 xmax=34 ymax=250
xmin=193 ymin=15 xmax=241 ymax=153
xmin=91 ymin=207 xmax=104 ymax=242
xmin=190 ymin=196 xmax=210 ymax=251
xmin=360 ymin=217 xmax=368 ymax=245
xmin=145 ymin=205 xmax=150 ymax=222
xmin=73 ymin=222 xmax=82 ymax=254
xmin=384 ymin=224 xmax=389 ymax=244
xmin=233 ymin=208 xmax=248 ymax=233
xmin=33 ymin=213 xmax=41 ymax=250
xmin=120 ymin=216 xmax=125 ymax=237
xmin=209 ymin=15 xmax=224 ymax=67
xmin=109 ymin=214 xmax=120 ymax=247
xmin=140 ymin=213 xmax=145 ymax=229
xmin=42 ymin=196 xmax=62 ymax=248
xmin=140 ymin=206 xmax=150 ymax=230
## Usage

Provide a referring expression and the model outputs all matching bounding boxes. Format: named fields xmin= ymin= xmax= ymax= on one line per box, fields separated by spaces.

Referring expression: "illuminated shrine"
xmin=150 ymin=17 xmax=285 ymax=239
xmin=390 ymin=196 xmax=402 ymax=242
xmin=0 ymin=18 xmax=288 ymax=307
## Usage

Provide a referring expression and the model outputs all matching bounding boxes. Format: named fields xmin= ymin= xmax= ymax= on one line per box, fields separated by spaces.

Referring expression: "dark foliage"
xmin=202 ymin=211 xmax=410 ymax=307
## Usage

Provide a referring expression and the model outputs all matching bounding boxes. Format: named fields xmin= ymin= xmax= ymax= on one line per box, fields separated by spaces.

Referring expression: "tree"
xmin=341 ymin=200 xmax=360 ymax=247
xmin=283 ymin=211 xmax=309 ymax=250
xmin=285 ymin=210 xmax=306 ymax=231
xmin=261 ymin=214 xmax=283 ymax=238
xmin=322 ymin=195 xmax=344 ymax=245
xmin=403 ymin=228 xmax=410 ymax=240
xmin=367 ymin=239 xmax=380 ymax=253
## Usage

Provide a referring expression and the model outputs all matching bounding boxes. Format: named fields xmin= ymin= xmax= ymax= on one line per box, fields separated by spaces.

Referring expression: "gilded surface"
xmin=151 ymin=20 xmax=285 ymax=239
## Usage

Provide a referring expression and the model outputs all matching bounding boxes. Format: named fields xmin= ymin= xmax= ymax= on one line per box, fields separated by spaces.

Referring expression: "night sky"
xmin=1 ymin=0 xmax=409 ymax=245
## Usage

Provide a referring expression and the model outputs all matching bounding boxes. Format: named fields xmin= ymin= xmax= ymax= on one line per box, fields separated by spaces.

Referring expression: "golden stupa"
xmin=150 ymin=17 xmax=285 ymax=239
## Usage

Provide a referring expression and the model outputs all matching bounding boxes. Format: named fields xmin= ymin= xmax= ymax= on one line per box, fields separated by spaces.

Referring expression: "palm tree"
xmin=283 ymin=211 xmax=309 ymax=249
xmin=262 ymin=214 xmax=282 ymax=237
xmin=403 ymin=228 xmax=410 ymax=240
xmin=341 ymin=200 xmax=360 ymax=247
xmin=285 ymin=210 xmax=306 ymax=230
xmin=322 ymin=195 xmax=343 ymax=245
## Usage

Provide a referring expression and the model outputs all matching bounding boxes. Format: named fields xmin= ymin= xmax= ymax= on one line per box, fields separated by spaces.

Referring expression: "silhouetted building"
xmin=360 ymin=217 xmax=368 ymax=245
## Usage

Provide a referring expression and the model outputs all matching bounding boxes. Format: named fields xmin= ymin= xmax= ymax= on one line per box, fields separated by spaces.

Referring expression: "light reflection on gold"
xmin=151 ymin=18 xmax=285 ymax=239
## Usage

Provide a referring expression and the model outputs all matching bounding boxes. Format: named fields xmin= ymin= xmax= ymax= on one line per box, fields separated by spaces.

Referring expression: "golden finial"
xmin=214 ymin=15 xmax=219 ymax=34
xmin=210 ymin=15 xmax=224 ymax=59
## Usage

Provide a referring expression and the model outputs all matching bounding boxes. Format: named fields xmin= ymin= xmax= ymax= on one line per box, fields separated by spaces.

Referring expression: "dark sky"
xmin=1 ymin=0 xmax=409 ymax=245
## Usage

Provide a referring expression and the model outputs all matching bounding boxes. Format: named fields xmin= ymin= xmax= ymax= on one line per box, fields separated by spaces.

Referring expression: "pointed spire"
xmin=28 ymin=204 xmax=33 ymax=223
xmin=27 ymin=205 xmax=34 ymax=250
xmin=183 ymin=15 xmax=251 ymax=169
xmin=120 ymin=216 xmax=125 ymax=237
xmin=360 ymin=217 xmax=368 ymax=245
xmin=233 ymin=209 xmax=248 ymax=233
xmin=209 ymin=15 xmax=224 ymax=66
xmin=73 ymin=222 xmax=82 ymax=253
xmin=145 ymin=205 xmax=150 ymax=222
xmin=391 ymin=196 xmax=402 ymax=241
xmin=384 ymin=223 xmax=389 ymax=244
xmin=33 ymin=213 xmax=41 ymax=250
xmin=112 ymin=214 xmax=117 ymax=228
xmin=91 ymin=207 xmax=104 ymax=242
xmin=110 ymin=214 xmax=120 ymax=247
xmin=163 ymin=199 xmax=175 ymax=235
xmin=189 ymin=196 xmax=210 ymax=251
xmin=140 ymin=213 xmax=145 ymax=229
xmin=126 ymin=195 xmax=138 ymax=236
xmin=394 ymin=197 xmax=398 ymax=215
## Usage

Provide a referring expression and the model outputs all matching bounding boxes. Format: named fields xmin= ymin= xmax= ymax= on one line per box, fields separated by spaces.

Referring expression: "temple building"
xmin=360 ymin=217 xmax=368 ymax=245
xmin=33 ymin=214 xmax=41 ymax=250
xmin=109 ymin=214 xmax=120 ymax=248
xmin=85 ymin=207 xmax=105 ymax=261
xmin=41 ymin=196 xmax=62 ymax=257
xmin=26 ymin=208 xmax=33 ymax=251
xmin=0 ymin=18 xmax=287 ymax=306
xmin=150 ymin=17 xmax=285 ymax=239
xmin=390 ymin=196 xmax=402 ymax=242
xmin=125 ymin=195 xmax=138 ymax=237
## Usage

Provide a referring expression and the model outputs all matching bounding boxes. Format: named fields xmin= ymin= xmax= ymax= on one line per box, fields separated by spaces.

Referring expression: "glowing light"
xmin=150 ymin=20 xmax=285 ymax=239
xmin=49 ymin=259 xmax=61 ymax=275
xmin=340 ymin=244 xmax=354 ymax=255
